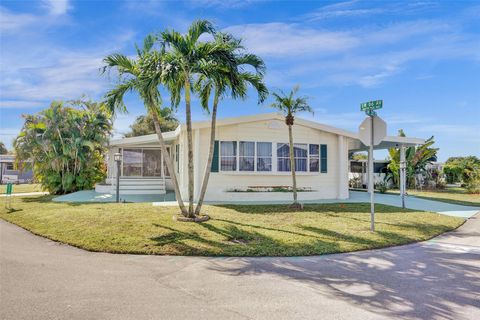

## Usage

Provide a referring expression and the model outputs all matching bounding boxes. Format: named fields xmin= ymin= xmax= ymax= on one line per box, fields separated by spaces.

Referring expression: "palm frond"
xmin=187 ymin=19 xmax=215 ymax=44
xmin=101 ymin=53 xmax=137 ymax=76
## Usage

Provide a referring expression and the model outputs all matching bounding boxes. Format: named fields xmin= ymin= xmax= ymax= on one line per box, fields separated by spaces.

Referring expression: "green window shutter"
xmin=211 ymin=140 xmax=219 ymax=172
xmin=320 ymin=144 xmax=327 ymax=173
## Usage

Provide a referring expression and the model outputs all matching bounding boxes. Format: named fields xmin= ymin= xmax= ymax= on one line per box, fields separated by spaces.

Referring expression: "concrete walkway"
xmin=0 ymin=191 xmax=49 ymax=197
xmin=1 ymin=214 xmax=479 ymax=320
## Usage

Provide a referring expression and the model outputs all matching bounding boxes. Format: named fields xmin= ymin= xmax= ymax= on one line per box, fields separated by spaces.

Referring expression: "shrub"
xmin=375 ymin=182 xmax=388 ymax=193
xmin=14 ymin=100 xmax=112 ymax=195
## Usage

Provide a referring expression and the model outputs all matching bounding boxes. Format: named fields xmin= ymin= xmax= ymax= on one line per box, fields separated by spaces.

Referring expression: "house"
xmin=97 ymin=113 xmax=424 ymax=201
xmin=0 ymin=155 xmax=33 ymax=184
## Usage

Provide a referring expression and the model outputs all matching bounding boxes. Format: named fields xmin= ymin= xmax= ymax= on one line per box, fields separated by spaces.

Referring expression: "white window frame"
xmin=309 ymin=144 xmax=320 ymax=173
xmin=120 ymin=147 xmax=170 ymax=177
xmin=220 ymin=141 xmax=238 ymax=172
xmin=256 ymin=142 xmax=273 ymax=172
xmin=217 ymin=140 xmax=320 ymax=175
xmin=239 ymin=141 xmax=255 ymax=172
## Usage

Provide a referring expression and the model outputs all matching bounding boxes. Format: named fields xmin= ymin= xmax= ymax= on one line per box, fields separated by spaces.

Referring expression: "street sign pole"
xmin=359 ymin=99 xmax=385 ymax=232
xmin=369 ymin=115 xmax=375 ymax=231
xmin=400 ymin=145 xmax=406 ymax=209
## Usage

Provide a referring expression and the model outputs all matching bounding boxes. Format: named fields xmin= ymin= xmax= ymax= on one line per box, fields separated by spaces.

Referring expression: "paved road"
xmin=1 ymin=216 xmax=479 ymax=320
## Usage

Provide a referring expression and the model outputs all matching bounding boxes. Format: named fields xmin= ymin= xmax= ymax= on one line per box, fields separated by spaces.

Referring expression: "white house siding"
xmin=177 ymin=119 xmax=348 ymax=202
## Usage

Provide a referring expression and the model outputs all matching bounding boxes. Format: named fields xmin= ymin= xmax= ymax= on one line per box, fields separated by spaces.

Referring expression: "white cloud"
xmin=304 ymin=0 xmax=439 ymax=22
xmin=0 ymin=1 xmax=70 ymax=33
xmin=190 ymin=0 xmax=261 ymax=9
xmin=0 ymin=7 xmax=37 ymax=32
xmin=224 ymin=23 xmax=358 ymax=57
xmin=226 ymin=18 xmax=480 ymax=88
xmin=42 ymin=0 xmax=70 ymax=15
xmin=0 ymin=100 xmax=46 ymax=109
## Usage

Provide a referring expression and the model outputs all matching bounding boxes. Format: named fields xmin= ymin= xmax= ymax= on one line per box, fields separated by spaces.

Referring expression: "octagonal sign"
xmin=358 ymin=116 xmax=387 ymax=146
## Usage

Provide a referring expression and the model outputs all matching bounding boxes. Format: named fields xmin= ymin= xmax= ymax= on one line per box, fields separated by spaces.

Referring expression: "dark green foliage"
xmin=0 ymin=141 xmax=8 ymax=154
xmin=124 ymin=109 xmax=179 ymax=137
xmin=443 ymin=156 xmax=480 ymax=184
xmin=14 ymin=100 xmax=112 ymax=194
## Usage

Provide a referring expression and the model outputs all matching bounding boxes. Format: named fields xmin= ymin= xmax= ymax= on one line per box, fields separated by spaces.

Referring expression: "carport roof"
xmin=349 ymin=135 xmax=425 ymax=152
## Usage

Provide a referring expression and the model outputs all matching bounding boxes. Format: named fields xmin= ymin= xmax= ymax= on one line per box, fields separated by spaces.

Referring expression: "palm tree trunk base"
xmin=174 ymin=214 xmax=210 ymax=223
xmin=289 ymin=202 xmax=304 ymax=210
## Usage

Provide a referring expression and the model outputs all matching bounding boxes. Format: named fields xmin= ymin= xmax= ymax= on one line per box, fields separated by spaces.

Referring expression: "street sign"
xmin=358 ymin=116 xmax=387 ymax=146
xmin=360 ymin=100 xmax=383 ymax=111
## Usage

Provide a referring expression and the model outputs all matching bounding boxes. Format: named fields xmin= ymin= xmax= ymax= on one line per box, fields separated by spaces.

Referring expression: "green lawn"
xmin=387 ymin=187 xmax=480 ymax=207
xmin=1 ymin=183 xmax=44 ymax=194
xmin=0 ymin=195 xmax=463 ymax=256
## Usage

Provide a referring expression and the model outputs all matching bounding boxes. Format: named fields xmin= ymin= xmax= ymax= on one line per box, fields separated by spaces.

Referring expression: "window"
xmin=143 ymin=149 xmax=162 ymax=176
xmin=294 ymin=144 xmax=308 ymax=172
xmin=122 ymin=148 xmax=167 ymax=177
xmin=239 ymin=141 xmax=255 ymax=171
xmin=220 ymin=141 xmax=237 ymax=171
xmin=5 ymin=163 xmax=14 ymax=170
xmin=277 ymin=143 xmax=290 ymax=172
xmin=309 ymin=144 xmax=319 ymax=172
xmin=123 ymin=149 xmax=143 ymax=176
xmin=257 ymin=142 xmax=272 ymax=171
xmin=277 ymin=143 xmax=308 ymax=172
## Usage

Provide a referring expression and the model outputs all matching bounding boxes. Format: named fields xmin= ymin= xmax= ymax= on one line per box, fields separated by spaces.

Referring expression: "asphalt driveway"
xmin=1 ymin=215 xmax=479 ymax=320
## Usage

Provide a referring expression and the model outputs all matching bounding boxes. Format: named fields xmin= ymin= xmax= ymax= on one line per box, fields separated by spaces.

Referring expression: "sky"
xmin=0 ymin=0 xmax=479 ymax=161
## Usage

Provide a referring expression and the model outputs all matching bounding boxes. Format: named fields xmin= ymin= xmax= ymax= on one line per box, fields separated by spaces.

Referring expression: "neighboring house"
xmin=97 ymin=113 xmax=424 ymax=201
xmin=0 ymin=155 xmax=33 ymax=184
xmin=349 ymin=159 xmax=390 ymax=188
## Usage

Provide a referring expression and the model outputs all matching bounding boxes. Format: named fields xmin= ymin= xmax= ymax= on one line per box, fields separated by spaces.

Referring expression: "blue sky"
xmin=0 ymin=0 xmax=479 ymax=161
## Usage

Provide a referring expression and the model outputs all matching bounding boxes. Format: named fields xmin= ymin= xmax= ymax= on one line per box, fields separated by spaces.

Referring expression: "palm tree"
xmin=194 ymin=33 xmax=268 ymax=215
xmin=270 ymin=86 xmax=313 ymax=208
xmin=160 ymin=20 xmax=239 ymax=217
xmin=102 ymin=34 xmax=188 ymax=215
xmin=387 ymin=130 xmax=438 ymax=188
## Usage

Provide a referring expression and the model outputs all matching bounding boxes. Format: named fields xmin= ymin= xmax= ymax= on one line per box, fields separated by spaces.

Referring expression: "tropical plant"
xmin=0 ymin=141 xmax=8 ymax=155
xmin=102 ymin=34 xmax=188 ymax=215
xmin=14 ymin=100 xmax=112 ymax=194
xmin=124 ymin=108 xmax=179 ymax=137
xmin=270 ymin=85 xmax=313 ymax=208
xmin=351 ymin=152 xmax=367 ymax=160
xmin=443 ymin=156 xmax=480 ymax=184
xmin=160 ymin=20 xmax=242 ymax=217
xmin=193 ymin=32 xmax=268 ymax=215
xmin=386 ymin=130 xmax=438 ymax=189
xmin=375 ymin=181 xmax=388 ymax=193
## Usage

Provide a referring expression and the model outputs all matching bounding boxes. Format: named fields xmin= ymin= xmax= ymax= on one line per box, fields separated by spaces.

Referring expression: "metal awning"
xmin=109 ymin=130 xmax=179 ymax=147
xmin=349 ymin=135 xmax=425 ymax=152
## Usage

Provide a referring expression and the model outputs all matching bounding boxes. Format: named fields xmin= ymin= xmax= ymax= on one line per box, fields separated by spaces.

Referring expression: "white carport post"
xmin=400 ymin=145 xmax=406 ymax=208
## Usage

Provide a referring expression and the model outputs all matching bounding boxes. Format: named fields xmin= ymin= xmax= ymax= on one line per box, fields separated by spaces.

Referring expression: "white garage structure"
xmin=97 ymin=113 xmax=424 ymax=202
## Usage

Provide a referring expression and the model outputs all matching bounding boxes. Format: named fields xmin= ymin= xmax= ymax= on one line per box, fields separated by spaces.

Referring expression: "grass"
xmin=1 ymin=183 xmax=44 ymax=194
xmin=387 ymin=187 xmax=480 ymax=207
xmin=0 ymin=195 xmax=464 ymax=257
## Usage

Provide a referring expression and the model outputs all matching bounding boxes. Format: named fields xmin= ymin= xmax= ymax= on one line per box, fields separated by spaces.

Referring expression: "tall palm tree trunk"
xmin=151 ymin=111 xmax=188 ymax=215
xmin=288 ymin=123 xmax=298 ymax=203
xmin=194 ymin=92 xmax=219 ymax=215
xmin=185 ymin=79 xmax=195 ymax=217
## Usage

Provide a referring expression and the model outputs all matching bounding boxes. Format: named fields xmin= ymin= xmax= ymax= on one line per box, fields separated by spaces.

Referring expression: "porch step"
xmin=100 ymin=178 xmax=166 ymax=195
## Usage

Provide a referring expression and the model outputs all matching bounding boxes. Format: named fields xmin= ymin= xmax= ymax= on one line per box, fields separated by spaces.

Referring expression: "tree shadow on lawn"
xmin=149 ymin=215 xmax=452 ymax=257
xmin=150 ymin=222 xmax=343 ymax=256
xmin=213 ymin=203 xmax=417 ymax=214
xmin=207 ymin=241 xmax=480 ymax=319
xmin=21 ymin=195 xmax=84 ymax=206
